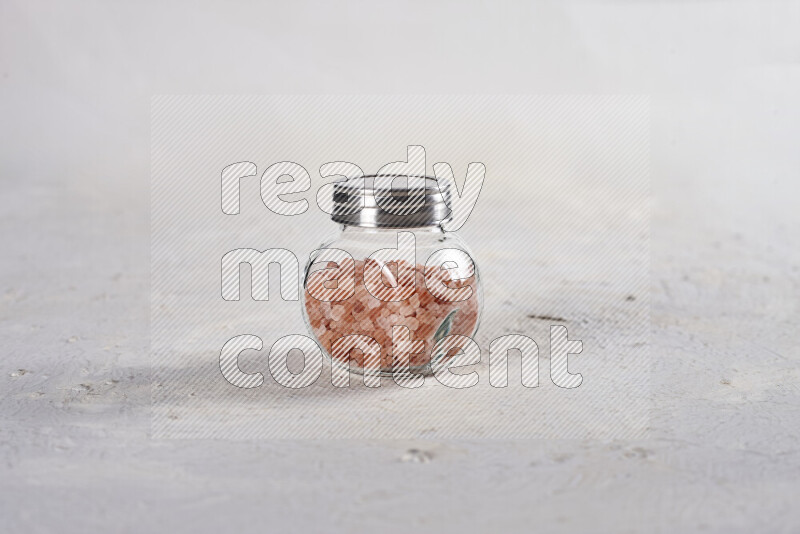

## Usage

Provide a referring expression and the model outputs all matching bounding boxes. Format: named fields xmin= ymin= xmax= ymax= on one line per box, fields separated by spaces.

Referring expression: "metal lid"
xmin=331 ymin=175 xmax=451 ymax=228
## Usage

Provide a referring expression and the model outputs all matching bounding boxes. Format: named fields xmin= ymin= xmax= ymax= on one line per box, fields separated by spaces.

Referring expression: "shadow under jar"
xmin=302 ymin=175 xmax=483 ymax=377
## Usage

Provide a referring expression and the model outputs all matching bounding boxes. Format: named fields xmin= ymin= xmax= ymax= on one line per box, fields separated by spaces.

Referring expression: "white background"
xmin=1 ymin=1 xmax=799 ymax=532
xmin=149 ymin=95 xmax=650 ymax=440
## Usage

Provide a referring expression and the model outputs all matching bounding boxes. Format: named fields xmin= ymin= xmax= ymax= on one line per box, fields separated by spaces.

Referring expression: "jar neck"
xmin=340 ymin=223 xmax=444 ymax=234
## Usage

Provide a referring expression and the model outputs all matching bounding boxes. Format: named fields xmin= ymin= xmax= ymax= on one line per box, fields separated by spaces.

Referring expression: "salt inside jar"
xmin=302 ymin=175 xmax=482 ymax=376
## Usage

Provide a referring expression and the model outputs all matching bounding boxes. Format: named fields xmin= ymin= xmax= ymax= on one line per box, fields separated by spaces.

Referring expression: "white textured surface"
xmin=2 ymin=1 xmax=799 ymax=532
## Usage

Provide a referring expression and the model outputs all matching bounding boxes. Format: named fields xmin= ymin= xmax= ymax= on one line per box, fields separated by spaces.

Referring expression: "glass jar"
xmin=302 ymin=175 xmax=482 ymax=376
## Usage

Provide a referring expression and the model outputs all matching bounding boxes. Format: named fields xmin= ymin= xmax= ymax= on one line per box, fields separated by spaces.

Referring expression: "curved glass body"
xmin=302 ymin=224 xmax=483 ymax=376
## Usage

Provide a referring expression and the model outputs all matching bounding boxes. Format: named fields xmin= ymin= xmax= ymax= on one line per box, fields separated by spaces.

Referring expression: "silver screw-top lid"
xmin=331 ymin=175 xmax=451 ymax=228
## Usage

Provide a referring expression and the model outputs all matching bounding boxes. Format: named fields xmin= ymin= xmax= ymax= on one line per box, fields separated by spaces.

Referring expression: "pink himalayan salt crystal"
xmin=330 ymin=305 xmax=346 ymax=322
xmin=416 ymin=308 xmax=432 ymax=324
xmin=305 ymin=259 xmax=478 ymax=372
